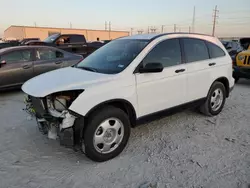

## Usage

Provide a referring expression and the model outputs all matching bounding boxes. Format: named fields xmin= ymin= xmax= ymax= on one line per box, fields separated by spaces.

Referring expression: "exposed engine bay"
xmin=24 ymin=90 xmax=84 ymax=148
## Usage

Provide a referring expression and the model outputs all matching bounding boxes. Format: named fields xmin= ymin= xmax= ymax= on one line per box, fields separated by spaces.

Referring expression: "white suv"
xmin=22 ymin=33 xmax=234 ymax=162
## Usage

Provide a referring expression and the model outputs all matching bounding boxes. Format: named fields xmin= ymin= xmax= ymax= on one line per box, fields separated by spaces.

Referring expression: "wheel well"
xmin=214 ymin=77 xmax=230 ymax=97
xmin=85 ymin=100 xmax=137 ymax=127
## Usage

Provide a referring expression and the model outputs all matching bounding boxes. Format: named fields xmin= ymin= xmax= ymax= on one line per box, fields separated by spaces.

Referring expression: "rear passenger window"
xmin=206 ymin=42 xmax=225 ymax=58
xmin=142 ymin=39 xmax=181 ymax=68
xmin=183 ymin=38 xmax=209 ymax=63
xmin=36 ymin=49 xmax=64 ymax=60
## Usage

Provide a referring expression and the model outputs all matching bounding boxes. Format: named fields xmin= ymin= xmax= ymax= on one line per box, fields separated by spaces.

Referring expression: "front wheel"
xmin=83 ymin=106 xmax=131 ymax=162
xmin=200 ymin=82 xmax=226 ymax=116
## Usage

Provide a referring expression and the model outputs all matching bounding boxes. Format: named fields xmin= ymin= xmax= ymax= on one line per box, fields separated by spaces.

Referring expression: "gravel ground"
xmin=0 ymin=80 xmax=249 ymax=188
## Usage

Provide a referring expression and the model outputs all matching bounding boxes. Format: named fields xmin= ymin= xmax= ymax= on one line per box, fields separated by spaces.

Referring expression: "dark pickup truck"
xmin=26 ymin=34 xmax=105 ymax=57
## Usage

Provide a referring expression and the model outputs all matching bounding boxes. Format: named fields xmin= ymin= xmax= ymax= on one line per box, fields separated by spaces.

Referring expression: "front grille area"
xmin=243 ymin=55 xmax=250 ymax=65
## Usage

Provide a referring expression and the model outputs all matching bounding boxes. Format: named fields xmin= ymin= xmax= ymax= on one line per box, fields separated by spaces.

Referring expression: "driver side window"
xmin=142 ymin=39 xmax=182 ymax=68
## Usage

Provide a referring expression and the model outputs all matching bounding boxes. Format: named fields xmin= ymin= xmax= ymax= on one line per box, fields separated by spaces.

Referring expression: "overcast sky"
xmin=0 ymin=0 xmax=250 ymax=37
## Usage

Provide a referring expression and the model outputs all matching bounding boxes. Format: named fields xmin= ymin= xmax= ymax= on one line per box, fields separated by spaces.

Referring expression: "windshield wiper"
xmin=77 ymin=66 xmax=98 ymax=73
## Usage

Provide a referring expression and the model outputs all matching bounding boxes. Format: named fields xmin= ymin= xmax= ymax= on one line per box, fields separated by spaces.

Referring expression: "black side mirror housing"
xmin=139 ymin=62 xmax=163 ymax=73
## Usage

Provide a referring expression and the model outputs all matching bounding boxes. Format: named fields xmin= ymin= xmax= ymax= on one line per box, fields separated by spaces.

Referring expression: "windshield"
xmin=76 ymin=39 xmax=149 ymax=74
xmin=44 ymin=34 xmax=60 ymax=43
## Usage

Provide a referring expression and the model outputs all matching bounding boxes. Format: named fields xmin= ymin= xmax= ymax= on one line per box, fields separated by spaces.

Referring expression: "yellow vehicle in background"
xmin=233 ymin=38 xmax=250 ymax=82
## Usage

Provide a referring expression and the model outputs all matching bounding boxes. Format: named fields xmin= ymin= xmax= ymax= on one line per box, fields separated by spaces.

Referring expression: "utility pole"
xmin=212 ymin=5 xmax=219 ymax=36
xmin=161 ymin=25 xmax=164 ymax=33
xmin=70 ymin=22 xmax=72 ymax=28
xmin=174 ymin=24 xmax=176 ymax=32
xmin=109 ymin=21 xmax=111 ymax=39
xmin=105 ymin=21 xmax=107 ymax=30
xmin=34 ymin=22 xmax=37 ymax=27
xmin=192 ymin=6 xmax=196 ymax=33
xmin=130 ymin=28 xmax=133 ymax=36
xmin=148 ymin=26 xmax=150 ymax=33
xmin=189 ymin=26 xmax=191 ymax=33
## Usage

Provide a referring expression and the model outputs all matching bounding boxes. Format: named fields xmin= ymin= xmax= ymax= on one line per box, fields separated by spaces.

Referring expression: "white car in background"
xmin=22 ymin=33 xmax=234 ymax=162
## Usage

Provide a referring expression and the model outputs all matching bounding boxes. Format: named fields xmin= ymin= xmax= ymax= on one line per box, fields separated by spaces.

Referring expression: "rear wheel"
xmin=200 ymin=82 xmax=226 ymax=116
xmin=83 ymin=106 xmax=131 ymax=162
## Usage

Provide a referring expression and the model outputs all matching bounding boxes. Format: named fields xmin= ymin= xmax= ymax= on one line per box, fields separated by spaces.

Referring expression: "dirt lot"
xmin=0 ymin=81 xmax=249 ymax=188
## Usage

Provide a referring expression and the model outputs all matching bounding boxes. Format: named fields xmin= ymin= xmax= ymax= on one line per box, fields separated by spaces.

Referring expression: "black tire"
xmin=83 ymin=106 xmax=131 ymax=162
xmin=200 ymin=81 xmax=226 ymax=116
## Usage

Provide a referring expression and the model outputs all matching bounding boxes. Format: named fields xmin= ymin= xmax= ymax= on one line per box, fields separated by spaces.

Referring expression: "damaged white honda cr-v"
xmin=22 ymin=33 xmax=234 ymax=162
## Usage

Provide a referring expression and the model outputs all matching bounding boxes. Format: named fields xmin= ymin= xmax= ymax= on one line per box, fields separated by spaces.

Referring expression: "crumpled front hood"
xmin=22 ymin=67 xmax=114 ymax=97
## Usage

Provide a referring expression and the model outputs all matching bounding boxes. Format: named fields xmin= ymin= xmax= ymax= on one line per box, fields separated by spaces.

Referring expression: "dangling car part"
xmin=24 ymin=90 xmax=83 ymax=147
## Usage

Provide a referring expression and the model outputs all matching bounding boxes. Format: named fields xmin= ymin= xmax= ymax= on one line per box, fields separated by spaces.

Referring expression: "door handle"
xmin=22 ymin=64 xmax=32 ymax=69
xmin=55 ymin=61 xmax=63 ymax=64
xmin=209 ymin=63 xmax=216 ymax=66
xmin=68 ymin=45 xmax=72 ymax=47
xmin=175 ymin=69 xmax=186 ymax=73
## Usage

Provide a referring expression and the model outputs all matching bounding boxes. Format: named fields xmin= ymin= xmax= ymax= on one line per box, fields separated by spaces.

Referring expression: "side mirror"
xmin=139 ymin=62 xmax=163 ymax=73
xmin=226 ymin=46 xmax=232 ymax=50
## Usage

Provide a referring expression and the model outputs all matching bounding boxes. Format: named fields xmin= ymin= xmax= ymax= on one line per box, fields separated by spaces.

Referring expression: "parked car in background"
xmin=0 ymin=40 xmax=20 ymax=50
xmin=221 ymin=40 xmax=243 ymax=62
xmin=27 ymin=34 xmax=105 ymax=57
xmin=22 ymin=33 xmax=234 ymax=162
xmin=233 ymin=38 xmax=250 ymax=82
xmin=239 ymin=37 xmax=250 ymax=50
xmin=0 ymin=46 xmax=82 ymax=90
xmin=20 ymin=38 xmax=40 ymax=45
xmin=0 ymin=38 xmax=41 ymax=49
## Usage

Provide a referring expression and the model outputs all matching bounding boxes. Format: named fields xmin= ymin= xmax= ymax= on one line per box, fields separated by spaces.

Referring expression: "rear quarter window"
xmin=206 ymin=42 xmax=226 ymax=58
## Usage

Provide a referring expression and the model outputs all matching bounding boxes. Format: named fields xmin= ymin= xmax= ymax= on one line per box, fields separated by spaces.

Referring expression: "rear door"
xmin=182 ymin=38 xmax=213 ymax=102
xmin=0 ymin=49 xmax=34 ymax=88
xmin=33 ymin=48 xmax=65 ymax=76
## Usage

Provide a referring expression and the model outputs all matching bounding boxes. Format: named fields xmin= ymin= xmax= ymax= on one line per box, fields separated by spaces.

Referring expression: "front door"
xmin=0 ymin=49 xmax=34 ymax=88
xmin=33 ymin=48 xmax=65 ymax=77
xmin=135 ymin=38 xmax=187 ymax=117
